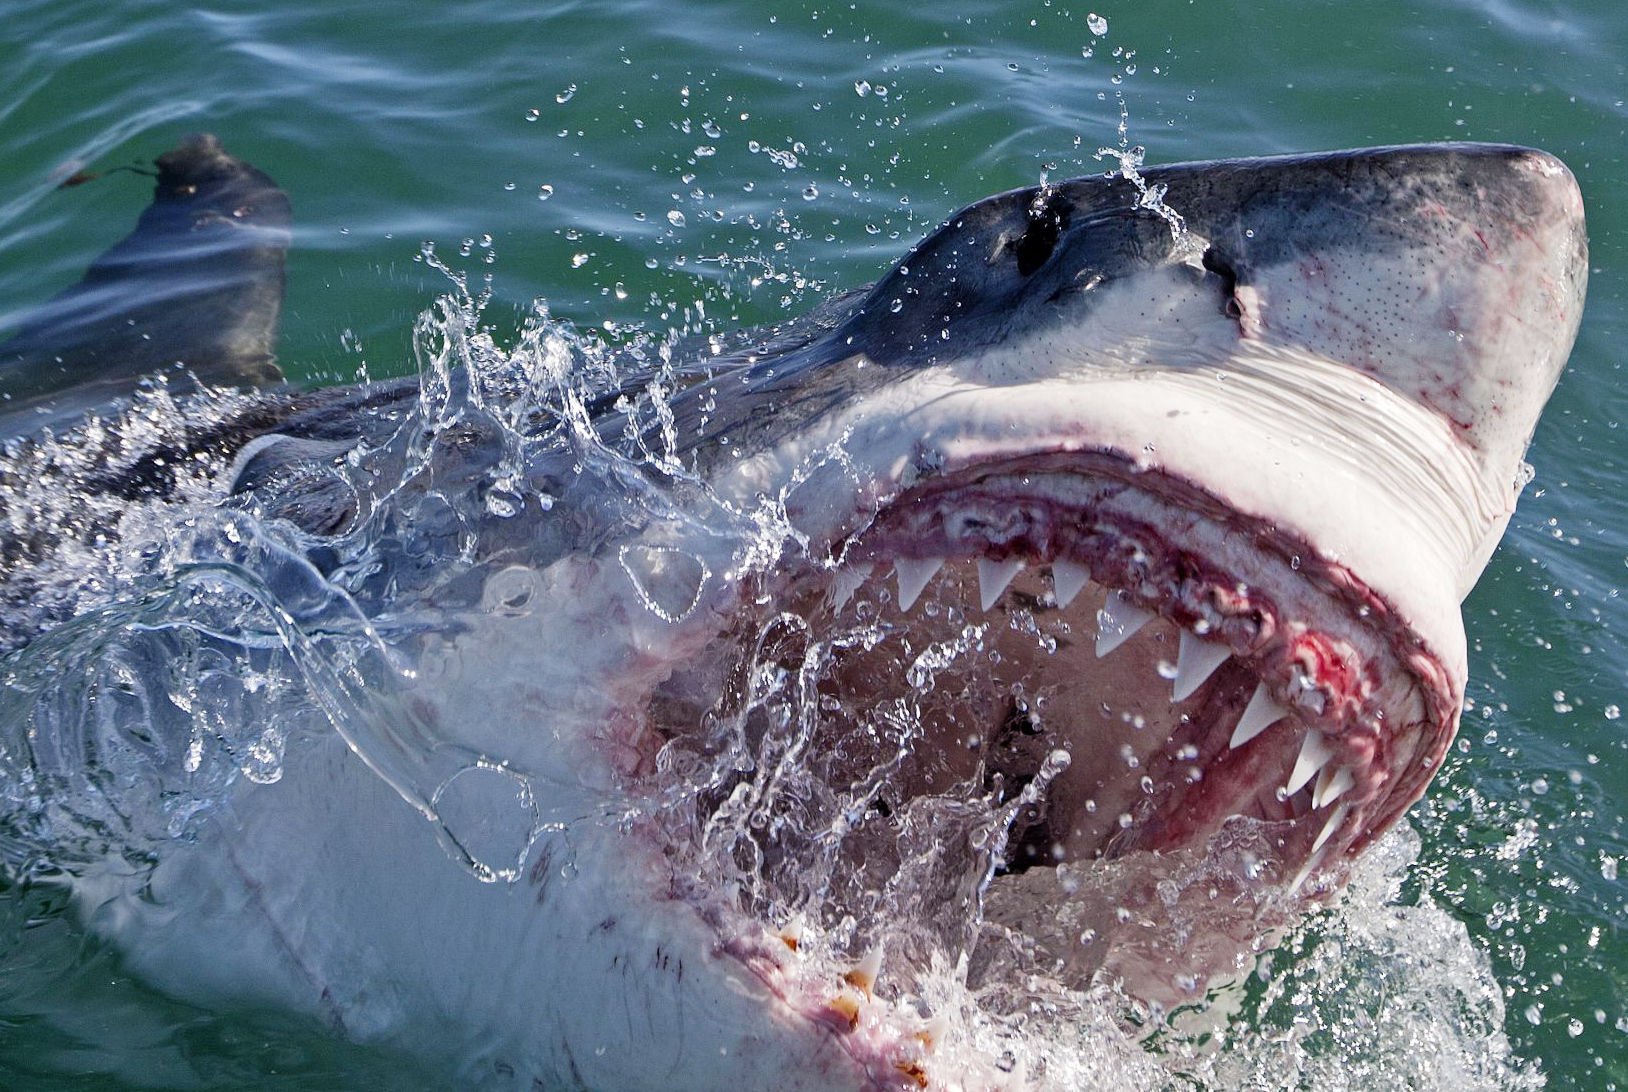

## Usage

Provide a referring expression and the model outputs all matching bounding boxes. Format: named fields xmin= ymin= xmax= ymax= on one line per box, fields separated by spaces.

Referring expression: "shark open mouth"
xmin=646 ymin=445 xmax=1455 ymax=1014
xmin=846 ymin=454 xmax=1445 ymax=867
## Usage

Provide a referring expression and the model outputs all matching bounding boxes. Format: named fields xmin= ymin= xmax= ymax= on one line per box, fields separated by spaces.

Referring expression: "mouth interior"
xmin=648 ymin=454 xmax=1447 ymax=997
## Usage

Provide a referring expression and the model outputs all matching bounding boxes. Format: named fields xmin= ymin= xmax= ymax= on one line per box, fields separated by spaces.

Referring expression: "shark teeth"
xmin=827 ymin=564 xmax=872 ymax=612
xmin=1288 ymin=850 xmax=1324 ymax=895
xmin=869 ymin=547 xmax=1371 ymax=898
xmin=844 ymin=945 xmax=884 ymax=996
xmin=894 ymin=557 xmax=944 ymax=611
xmin=976 ymin=558 xmax=1024 ymax=612
xmin=826 ymin=988 xmax=864 ymax=1031
xmin=867 ymin=550 xmax=1368 ymax=890
xmin=1285 ymin=728 xmax=1336 ymax=797
xmin=1312 ymin=764 xmax=1356 ymax=809
xmin=1310 ymin=801 xmax=1351 ymax=853
xmin=1095 ymin=591 xmax=1155 ymax=657
xmin=1172 ymin=631 xmax=1231 ymax=702
xmin=1051 ymin=560 xmax=1090 ymax=607
xmin=776 ymin=915 xmax=806 ymax=952
xmin=1230 ymin=682 xmax=1288 ymax=750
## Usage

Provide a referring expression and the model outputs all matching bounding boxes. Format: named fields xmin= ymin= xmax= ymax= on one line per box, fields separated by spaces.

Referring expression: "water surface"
xmin=1 ymin=1 xmax=1624 ymax=1088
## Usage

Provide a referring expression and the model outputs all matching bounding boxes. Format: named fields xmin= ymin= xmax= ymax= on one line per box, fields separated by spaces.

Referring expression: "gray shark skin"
xmin=0 ymin=137 xmax=1586 ymax=1088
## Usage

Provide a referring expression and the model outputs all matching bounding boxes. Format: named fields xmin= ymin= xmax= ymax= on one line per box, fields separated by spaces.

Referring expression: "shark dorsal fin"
xmin=0 ymin=133 xmax=291 ymax=431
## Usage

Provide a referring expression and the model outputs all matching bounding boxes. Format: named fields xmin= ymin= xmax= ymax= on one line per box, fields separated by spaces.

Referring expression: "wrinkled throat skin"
xmin=0 ymin=135 xmax=1586 ymax=1089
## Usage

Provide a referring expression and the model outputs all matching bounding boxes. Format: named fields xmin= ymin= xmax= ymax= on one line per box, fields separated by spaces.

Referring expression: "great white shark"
xmin=0 ymin=134 xmax=1586 ymax=1087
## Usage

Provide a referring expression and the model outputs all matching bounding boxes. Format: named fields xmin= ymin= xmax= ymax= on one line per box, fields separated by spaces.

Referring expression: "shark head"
xmin=537 ymin=143 xmax=1581 ymax=1039
xmin=654 ymin=143 xmax=1586 ymax=873
xmin=0 ymin=140 xmax=1585 ymax=1087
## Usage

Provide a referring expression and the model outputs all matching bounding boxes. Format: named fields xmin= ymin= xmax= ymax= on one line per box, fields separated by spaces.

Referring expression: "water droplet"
xmin=556 ymin=84 xmax=577 ymax=104
xmin=1087 ymin=12 xmax=1108 ymax=35
xmin=524 ymin=108 xmax=540 ymax=122
xmin=667 ymin=210 xmax=687 ymax=227
xmin=537 ymin=184 xmax=554 ymax=201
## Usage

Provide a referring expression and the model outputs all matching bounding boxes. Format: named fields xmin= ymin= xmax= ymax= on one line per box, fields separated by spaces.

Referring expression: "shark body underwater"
xmin=0 ymin=135 xmax=1587 ymax=1088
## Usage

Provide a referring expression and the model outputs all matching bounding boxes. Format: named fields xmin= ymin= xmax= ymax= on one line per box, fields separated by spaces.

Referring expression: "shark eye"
xmin=1201 ymin=246 xmax=1243 ymax=319
xmin=1013 ymin=194 xmax=1070 ymax=276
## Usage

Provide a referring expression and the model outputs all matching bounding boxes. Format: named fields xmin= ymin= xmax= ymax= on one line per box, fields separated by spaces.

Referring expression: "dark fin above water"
xmin=0 ymin=133 xmax=291 ymax=433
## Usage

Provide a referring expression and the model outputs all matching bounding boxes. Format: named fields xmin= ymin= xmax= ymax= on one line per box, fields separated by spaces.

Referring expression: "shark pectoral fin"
xmin=0 ymin=133 xmax=291 ymax=429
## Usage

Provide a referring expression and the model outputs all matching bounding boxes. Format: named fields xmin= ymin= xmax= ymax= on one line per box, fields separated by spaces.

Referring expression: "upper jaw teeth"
xmin=1172 ymin=631 xmax=1230 ymax=701
xmin=1051 ymin=560 xmax=1090 ymax=607
xmin=1231 ymin=683 xmax=1288 ymax=749
xmin=1312 ymin=764 xmax=1356 ymax=809
xmin=888 ymin=552 xmax=1263 ymax=716
xmin=1095 ymin=590 xmax=1154 ymax=657
xmin=975 ymin=557 xmax=1024 ymax=612
xmin=1284 ymin=728 xmax=1336 ymax=796
xmin=893 ymin=557 xmax=944 ymax=611
xmin=883 ymin=552 xmax=1360 ymax=815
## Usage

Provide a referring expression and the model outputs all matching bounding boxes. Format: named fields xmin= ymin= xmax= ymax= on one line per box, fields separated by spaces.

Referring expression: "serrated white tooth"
xmin=1230 ymin=683 xmax=1288 ymax=750
xmin=777 ymin=914 xmax=806 ymax=952
xmin=1288 ymin=849 xmax=1325 ymax=895
xmin=1310 ymin=801 xmax=1350 ymax=854
xmin=827 ymin=987 xmax=864 ymax=1030
xmin=894 ymin=557 xmax=944 ymax=611
xmin=845 ymin=945 xmax=884 ymax=995
xmin=1284 ymin=729 xmax=1336 ymax=797
xmin=976 ymin=557 xmax=1024 ymax=612
xmin=1312 ymin=765 xmax=1356 ymax=810
xmin=1051 ymin=559 xmax=1090 ymax=608
xmin=1095 ymin=591 xmax=1155 ymax=657
xmin=1172 ymin=631 xmax=1231 ymax=702
xmin=827 ymin=564 xmax=872 ymax=612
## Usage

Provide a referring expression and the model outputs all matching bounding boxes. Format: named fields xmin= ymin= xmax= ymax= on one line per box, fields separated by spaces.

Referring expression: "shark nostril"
xmin=1014 ymin=192 xmax=1070 ymax=276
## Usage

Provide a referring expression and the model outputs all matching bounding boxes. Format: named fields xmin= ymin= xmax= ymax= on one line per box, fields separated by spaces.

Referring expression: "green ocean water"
xmin=0 ymin=1 xmax=1623 ymax=1088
